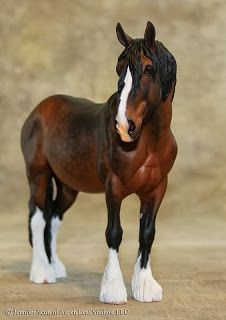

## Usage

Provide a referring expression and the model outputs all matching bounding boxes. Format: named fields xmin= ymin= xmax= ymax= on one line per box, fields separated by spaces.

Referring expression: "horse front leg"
xmin=99 ymin=175 xmax=127 ymax=304
xmin=132 ymin=177 xmax=168 ymax=302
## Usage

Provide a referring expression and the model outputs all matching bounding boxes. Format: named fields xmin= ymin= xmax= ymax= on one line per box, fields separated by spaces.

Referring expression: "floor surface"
xmin=1 ymin=192 xmax=226 ymax=320
xmin=0 ymin=1 xmax=226 ymax=319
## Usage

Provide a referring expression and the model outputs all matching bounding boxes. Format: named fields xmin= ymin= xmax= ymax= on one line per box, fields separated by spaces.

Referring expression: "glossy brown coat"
xmin=21 ymin=21 xmax=177 ymax=304
xmin=21 ymin=85 xmax=177 ymax=200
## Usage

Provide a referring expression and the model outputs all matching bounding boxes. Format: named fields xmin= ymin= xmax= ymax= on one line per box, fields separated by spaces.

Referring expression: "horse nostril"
xmin=128 ymin=120 xmax=136 ymax=135
xmin=115 ymin=119 xmax=119 ymax=131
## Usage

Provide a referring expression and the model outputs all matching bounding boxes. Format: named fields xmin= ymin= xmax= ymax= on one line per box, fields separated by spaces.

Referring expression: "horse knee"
xmin=105 ymin=225 xmax=123 ymax=250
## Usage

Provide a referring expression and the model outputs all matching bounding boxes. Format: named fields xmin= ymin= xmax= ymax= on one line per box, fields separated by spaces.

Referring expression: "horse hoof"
xmin=99 ymin=278 xmax=127 ymax=304
xmin=131 ymin=268 xmax=162 ymax=302
xmin=30 ymin=259 xmax=56 ymax=284
xmin=51 ymin=259 xmax=67 ymax=278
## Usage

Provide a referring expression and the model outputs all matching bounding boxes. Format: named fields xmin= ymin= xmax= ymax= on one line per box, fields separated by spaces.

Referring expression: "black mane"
xmin=155 ymin=41 xmax=177 ymax=101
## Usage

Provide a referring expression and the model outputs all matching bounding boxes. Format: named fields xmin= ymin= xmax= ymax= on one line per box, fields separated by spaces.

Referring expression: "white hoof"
xmin=51 ymin=259 xmax=67 ymax=278
xmin=131 ymin=257 xmax=162 ymax=302
xmin=30 ymin=259 xmax=56 ymax=284
xmin=99 ymin=277 xmax=127 ymax=304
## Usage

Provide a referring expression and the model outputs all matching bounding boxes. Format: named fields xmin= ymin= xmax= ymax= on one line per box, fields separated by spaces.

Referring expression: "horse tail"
xmin=43 ymin=177 xmax=54 ymax=262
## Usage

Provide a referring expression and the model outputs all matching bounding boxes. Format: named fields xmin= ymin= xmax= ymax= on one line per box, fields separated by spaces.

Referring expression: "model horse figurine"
xmin=21 ymin=21 xmax=177 ymax=304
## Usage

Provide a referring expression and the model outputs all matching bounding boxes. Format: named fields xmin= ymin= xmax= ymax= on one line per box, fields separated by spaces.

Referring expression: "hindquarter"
xmin=22 ymin=95 xmax=106 ymax=193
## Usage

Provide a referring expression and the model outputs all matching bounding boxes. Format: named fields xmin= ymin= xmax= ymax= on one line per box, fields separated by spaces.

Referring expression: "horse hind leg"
xmin=50 ymin=178 xmax=78 ymax=278
xmin=28 ymin=168 xmax=56 ymax=284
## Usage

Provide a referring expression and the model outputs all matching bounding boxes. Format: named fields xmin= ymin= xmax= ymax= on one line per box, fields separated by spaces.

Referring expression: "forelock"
xmin=118 ymin=39 xmax=158 ymax=95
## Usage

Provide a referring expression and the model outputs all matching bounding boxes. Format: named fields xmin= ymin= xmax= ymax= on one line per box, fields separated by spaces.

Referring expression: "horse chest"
xmin=115 ymin=134 xmax=177 ymax=195
xmin=117 ymin=153 xmax=162 ymax=194
xmin=132 ymin=155 xmax=162 ymax=192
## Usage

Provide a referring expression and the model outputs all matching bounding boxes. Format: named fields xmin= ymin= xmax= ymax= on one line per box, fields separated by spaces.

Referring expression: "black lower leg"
xmin=139 ymin=201 xmax=156 ymax=269
xmin=28 ymin=199 xmax=36 ymax=247
xmin=44 ymin=220 xmax=52 ymax=263
xmin=43 ymin=178 xmax=54 ymax=262
xmin=105 ymin=184 xmax=123 ymax=252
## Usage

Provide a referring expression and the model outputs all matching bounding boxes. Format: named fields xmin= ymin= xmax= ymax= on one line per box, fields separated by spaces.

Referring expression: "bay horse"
xmin=21 ymin=21 xmax=177 ymax=304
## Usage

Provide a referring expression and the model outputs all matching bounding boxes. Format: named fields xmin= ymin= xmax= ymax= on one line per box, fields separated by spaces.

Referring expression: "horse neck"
xmin=102 ymin=92 xmax=118 ymax=141
xmin=147 ymin=80 xmax=177 ymax=135
xmin=144 ymin=96 xmax=173 ymax=141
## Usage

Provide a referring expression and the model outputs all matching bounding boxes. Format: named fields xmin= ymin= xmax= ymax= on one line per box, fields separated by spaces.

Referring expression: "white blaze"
xmin=116 ymin=66 xmax=132 ymax=129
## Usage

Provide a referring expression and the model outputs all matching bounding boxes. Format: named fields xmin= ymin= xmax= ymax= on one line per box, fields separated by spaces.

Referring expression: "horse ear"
xmin=144 ymin=21 xmax=156 ymax=48
xmin=116 ymin=23 xmax=132 ymax=47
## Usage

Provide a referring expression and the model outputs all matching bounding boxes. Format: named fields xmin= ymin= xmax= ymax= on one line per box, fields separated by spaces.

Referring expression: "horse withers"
xmin=21 ymin=21 xmax=177 ymax=304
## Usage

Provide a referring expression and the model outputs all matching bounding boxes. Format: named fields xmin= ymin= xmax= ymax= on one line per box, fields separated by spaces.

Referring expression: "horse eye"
xmin=144 ymin=65 xmax=155 ymax=75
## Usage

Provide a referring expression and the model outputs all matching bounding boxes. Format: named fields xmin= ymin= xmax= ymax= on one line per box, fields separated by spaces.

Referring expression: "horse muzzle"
xmin=115 ymin=119 xmax=139 ymax=142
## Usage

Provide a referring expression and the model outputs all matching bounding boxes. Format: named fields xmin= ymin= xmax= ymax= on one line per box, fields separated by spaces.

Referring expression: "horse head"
xmin=115 ymin=22 xmax=176 ymax=142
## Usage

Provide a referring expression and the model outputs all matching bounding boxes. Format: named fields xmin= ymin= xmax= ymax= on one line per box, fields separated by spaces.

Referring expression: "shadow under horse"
xmin=21 ymin=21 xmax=177 ymax=304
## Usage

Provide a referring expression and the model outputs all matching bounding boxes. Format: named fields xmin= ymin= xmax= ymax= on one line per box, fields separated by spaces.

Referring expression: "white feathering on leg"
xmin=50 ymin=216 xmax=67 ymax=278
xmin=30 ymin=208 xmax=56 ymax=284
xmin=99 ymin=249 xmax=127 ymax=304
xmin=131 ymin=255 xmax=162 ymax=302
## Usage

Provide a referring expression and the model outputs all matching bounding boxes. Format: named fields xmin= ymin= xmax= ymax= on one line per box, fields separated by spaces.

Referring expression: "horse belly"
xmin=49 ymin=156 xmax=105 ymax=193
xmin=46 ymin=133 xmax=105 ymax=193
